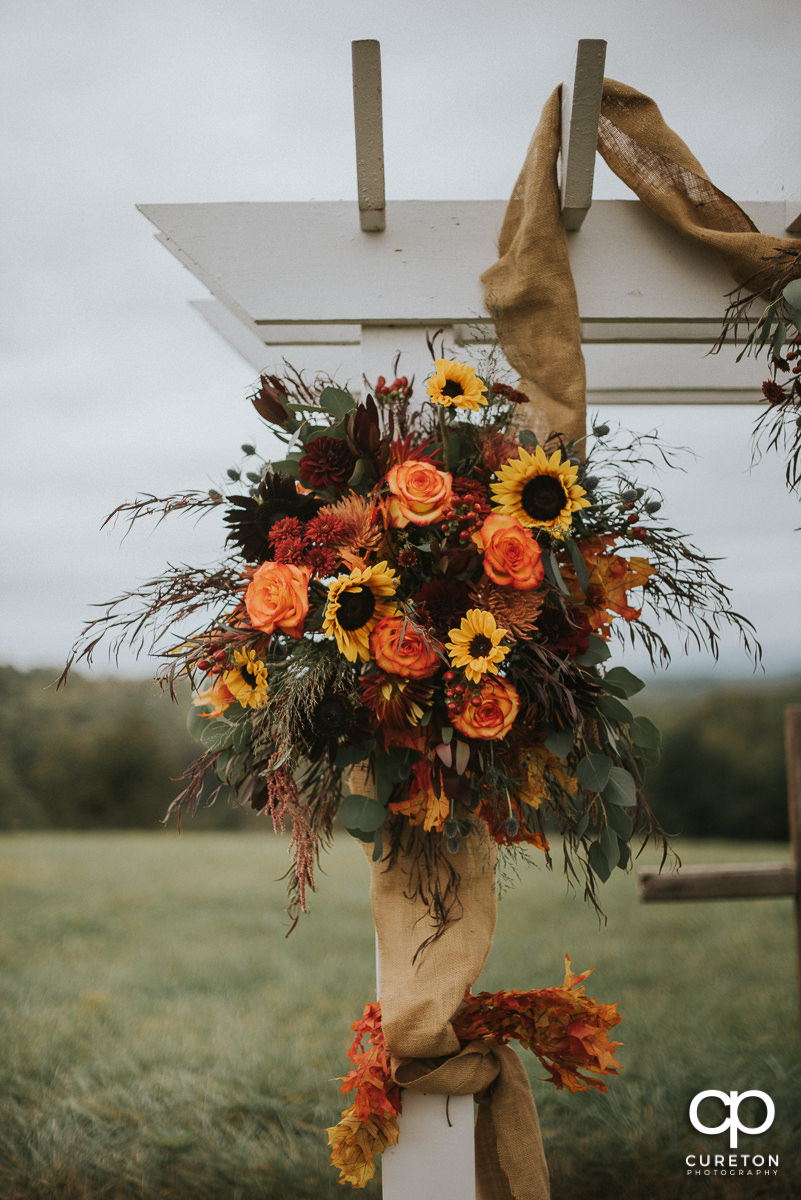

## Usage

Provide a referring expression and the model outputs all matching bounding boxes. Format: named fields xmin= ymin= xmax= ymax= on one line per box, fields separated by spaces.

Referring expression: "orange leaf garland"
xmin=452 ymin=955 xmax=623 ymax=1094
xmin=326 ymin=1001 xmax=401 ymax=1186
xmin=329 ymin=961 xmax=622 ymax=1186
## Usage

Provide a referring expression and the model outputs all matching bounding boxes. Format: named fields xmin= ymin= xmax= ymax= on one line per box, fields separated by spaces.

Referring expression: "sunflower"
xmin=223 ymin=648 xmax=270 ymax=709
xmin=446 ymin=608 xmax=509 ymax=684
xmin=491 ymin=446 xmax=590 ymax=536
xmin=426 ymin=358 xmax=488 ymax=412
xmin=359 ymin=672 xmax=434 ymax=728
xmin=224 ymin=473 xmax=322 ymax=562
xmin=323 ymin=561 xmax=399 ymax=662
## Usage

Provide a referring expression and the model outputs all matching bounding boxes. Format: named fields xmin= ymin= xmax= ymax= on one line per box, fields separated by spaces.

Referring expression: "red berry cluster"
xmin=196 ymin=645 xmax=229 ymax=675
xmin=441 ymin=478 xmax=492 ymax=544
xmin=374 ymin=374 xmax=413 ymax=401
xmin=443 ymin=670 xmax=483 ymax=718
xmin=622 ymin=500 xmax=648 ymax=542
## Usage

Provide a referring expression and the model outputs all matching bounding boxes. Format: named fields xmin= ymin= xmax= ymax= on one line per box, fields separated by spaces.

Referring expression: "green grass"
xmin=0 ymin=832 xmax=799 ymax=1199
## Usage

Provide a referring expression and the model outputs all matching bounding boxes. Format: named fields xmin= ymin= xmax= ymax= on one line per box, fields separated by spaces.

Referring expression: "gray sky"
xmin=3 ymin=0 xmax=800 ymax=685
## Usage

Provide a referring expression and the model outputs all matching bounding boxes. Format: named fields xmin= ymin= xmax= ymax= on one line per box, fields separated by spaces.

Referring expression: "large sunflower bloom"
xmin=446 ymin=608 xmax=509 ymax=684
xmin=491 ymin=446 xmax=590 ymax=536
xmin=323 ymin=561 xmax=399 ymax=662
xmin=426 ymin=358 xmax=488 ymax=412
xmin=223 ymin=648 xmax=270 ymax=709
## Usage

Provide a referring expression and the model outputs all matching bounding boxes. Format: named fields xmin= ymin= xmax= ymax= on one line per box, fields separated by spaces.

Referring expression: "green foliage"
xmin=0 ymin=667 xmax=258 ymax=831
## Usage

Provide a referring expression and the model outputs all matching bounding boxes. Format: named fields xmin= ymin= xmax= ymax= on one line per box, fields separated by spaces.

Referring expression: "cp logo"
xmin=689 ymin=1090 xmax=775 ymax=1148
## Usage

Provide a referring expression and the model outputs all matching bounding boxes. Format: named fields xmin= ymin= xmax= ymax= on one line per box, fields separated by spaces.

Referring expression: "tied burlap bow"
xmin=351 ymin=764 xmax=550 ymax=1200
xmin=481 ymin=78 xmax=800 ymax=446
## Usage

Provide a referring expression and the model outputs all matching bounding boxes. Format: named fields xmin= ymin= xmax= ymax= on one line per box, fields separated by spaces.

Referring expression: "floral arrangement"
xmin=327 ymin=956 xmax=622 ymax=1187
xmin=716 ymin=247 xmax=801 ymax=492
xmin=61 ymin=340 xmax=758 ymax=925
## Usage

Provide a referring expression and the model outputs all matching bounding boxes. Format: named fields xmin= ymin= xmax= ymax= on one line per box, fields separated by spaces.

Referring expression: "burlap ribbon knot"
xmin=481 ymin=78 xmax=800 ymax=446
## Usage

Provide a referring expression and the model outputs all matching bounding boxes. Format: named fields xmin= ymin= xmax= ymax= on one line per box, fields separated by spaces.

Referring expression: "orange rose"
xmin=473 ymin=513 xmax=544 ymax=590
xmin=385 ymin=460 xmax=453 ymax=527
xmin=244 ymin=561 xmax=310 ymax=638
xmin=451 ymin=677 xmax=519 ymax=741
xmin=369 ymin=616 xmax=440 ymax=679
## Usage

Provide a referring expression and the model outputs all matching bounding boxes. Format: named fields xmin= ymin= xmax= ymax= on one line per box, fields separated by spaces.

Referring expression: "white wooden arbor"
xmin=138 ymin=39 xmax=800 ymax=1200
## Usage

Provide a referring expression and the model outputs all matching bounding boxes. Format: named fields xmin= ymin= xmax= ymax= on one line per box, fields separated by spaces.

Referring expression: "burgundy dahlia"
xmin=298 ymin=437 xmax=357 ymax=490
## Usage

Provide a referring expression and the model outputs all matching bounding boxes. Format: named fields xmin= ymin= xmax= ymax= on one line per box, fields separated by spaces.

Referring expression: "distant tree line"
xmin=0 ymin=667 xmax=255 ymax=831
xmin=0 ymin=666 xmax=797 ymax=840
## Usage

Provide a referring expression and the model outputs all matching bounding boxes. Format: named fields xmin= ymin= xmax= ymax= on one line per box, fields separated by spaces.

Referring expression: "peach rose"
xmin=473 ymin=513 xmax=544 ymax=590
xmin=386 ymin=460 xmax=453 ymax=527
xmin=370 ymin=616 xmax=440 ymax=679
xmin=451 ymin=677 xmax=519 ymax=741
xmin=244 ymin=561 xmax=310 ymax=638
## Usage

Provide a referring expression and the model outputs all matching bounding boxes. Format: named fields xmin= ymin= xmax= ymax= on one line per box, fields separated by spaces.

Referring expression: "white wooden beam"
xmin=352 ymin=40 xmax=386 ymax=233
xmin=560 ymin=39 xmax=607 ymax=231
xmin=138 ymin=199 xmax=790 ymax=335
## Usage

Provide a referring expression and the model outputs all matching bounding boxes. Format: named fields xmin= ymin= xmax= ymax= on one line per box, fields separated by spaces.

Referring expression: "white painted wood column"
xmin=375 ymin=939 xmax=476 ymax=1200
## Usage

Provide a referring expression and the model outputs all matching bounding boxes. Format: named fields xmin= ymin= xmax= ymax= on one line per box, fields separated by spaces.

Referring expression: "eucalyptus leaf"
xmin=338 ymin=793 xmax=387 ymax=833
xmin=544 ymin=551 xmax=569 ymax=596
xmin=269 ymin=458 xmax=301 ymax=479
xmin=455 ymin=740 xmax=471 ymax=775
xmin=603 ymin=765 xmax=637 ymax=808
xmin=441 ymin=726 xmax=454 ymax=745
xmin=186 ymin=704 xmax=211 ymax=742
xmin=600 ymin=825 xmax=622 ymax=870
xmin=588 ymin=840 xmax=612 ymax=883
xmin=198 ymin=717 xmax=236 ymax=753
xmin=232 ymin=720 xmax=252 ymax=754
xmin=782 ymin=278 xmax=801 ymax=312
xmin=319 ymin=386 xmax=356 ymax=420
xmin=605 ymin=804 xmax=633 ymax=840
xmin=518 ymin=429 xmax=538 ymax=447
xmin=595 ymin=694 xmax=633 ymax=724
xmin=575 ymin=635 xmax=611 ymax=667
xmin=576 ymin=752 xmax=611 ymax=792
xmin=545 ymin=727 xmax=574 ymax=759
xmin=334 ymin=743 xmax=370 ymax=769
xmin=631 ymin=716 xmax=662 ymax=750
xmin=603 ymin=666 xmax=646 ymax=698
xmin=564 ymin=538 xmax=589 ymax=594
xmin=616 ymin=841 xmax=631 ymax=871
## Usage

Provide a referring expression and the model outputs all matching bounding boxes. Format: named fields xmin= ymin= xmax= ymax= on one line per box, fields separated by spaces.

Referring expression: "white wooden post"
xmin=560 ymin=39 xmax=607 ymax=230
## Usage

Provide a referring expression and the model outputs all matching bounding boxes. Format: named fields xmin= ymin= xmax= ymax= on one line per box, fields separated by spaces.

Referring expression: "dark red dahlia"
xmin=413 ymin=579 xmax=471 ymax=639
xmin=298 ymin=436 xmax=357 ymax=490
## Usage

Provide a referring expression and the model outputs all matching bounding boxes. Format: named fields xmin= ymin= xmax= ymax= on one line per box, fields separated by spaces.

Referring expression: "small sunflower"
xmin=323 ymin=561 xmax=399 ymax=662
xmin=446 ymin=608 xmax=509 ymax=684
xmin=223 ymin=648 xmax=270 ymax=709
xmin=491 ymin=446 xmax=590 ymax=536
xmin=426 ymin=358 xmax=488 ymax=412
xmin=359 ymin=673 xmax=433 ymax=727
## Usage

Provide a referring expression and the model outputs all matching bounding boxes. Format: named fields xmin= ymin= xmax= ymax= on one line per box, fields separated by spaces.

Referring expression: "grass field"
xmin=1 ymin=831 xmax=799 ymax=1199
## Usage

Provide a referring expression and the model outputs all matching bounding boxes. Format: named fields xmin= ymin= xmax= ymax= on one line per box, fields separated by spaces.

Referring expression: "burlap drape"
xmin=481 ymin=78 xmax=800 ymax=447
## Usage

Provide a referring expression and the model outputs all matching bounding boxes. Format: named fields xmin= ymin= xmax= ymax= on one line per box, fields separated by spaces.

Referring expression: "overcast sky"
xmin=3 ymin=0 xmax=800 ymax=688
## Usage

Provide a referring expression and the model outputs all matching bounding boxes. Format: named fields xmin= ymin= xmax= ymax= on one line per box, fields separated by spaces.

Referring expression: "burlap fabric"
xmin=350 ymin=762 xmax=550 ymax=1200
xmin=481 ymin=79 xmax=800 ymax=446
